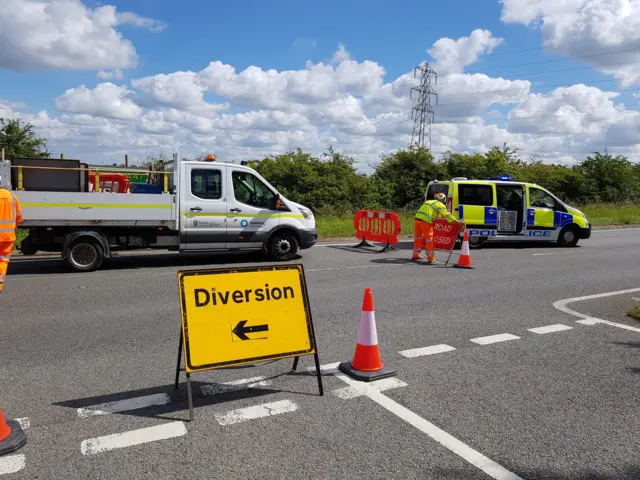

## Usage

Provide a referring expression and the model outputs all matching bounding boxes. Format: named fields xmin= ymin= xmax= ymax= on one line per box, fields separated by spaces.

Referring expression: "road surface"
xmin=1 ymin=228 xmax=639 ymax=479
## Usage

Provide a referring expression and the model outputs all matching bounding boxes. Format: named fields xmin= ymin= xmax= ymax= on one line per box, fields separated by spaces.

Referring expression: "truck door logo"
xmin=240 ymin=220 xmax=248 ymax=227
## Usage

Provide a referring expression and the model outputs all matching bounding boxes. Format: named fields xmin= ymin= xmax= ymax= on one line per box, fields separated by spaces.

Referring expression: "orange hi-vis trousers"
xmin=0 ymin=241 xmax=12 ymax=293
xmin=412 ymin=219 xmax=435 ymax=261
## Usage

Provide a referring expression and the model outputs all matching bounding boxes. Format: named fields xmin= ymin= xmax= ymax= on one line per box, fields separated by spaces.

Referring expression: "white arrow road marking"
xmin=80 ymin=421 xmax=187 ymax=455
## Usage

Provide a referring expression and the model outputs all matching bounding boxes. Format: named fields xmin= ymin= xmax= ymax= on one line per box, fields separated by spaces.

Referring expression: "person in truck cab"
xmin=413 ymin=191 xmax=464 ymax=264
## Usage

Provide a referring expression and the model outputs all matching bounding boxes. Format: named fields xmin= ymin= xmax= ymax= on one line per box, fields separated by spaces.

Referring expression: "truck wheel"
xmin=557 ymin=225 xmax=579 ymax=247
xmin=66 ymin=238 xmax=104 ymax=272
xmin=267 ymin=232 xmax=299 ymax=261
xmin=468 ymin=236 xmax=487 ymax=249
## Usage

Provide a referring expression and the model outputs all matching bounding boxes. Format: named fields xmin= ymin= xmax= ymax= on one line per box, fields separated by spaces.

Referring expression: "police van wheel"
xmin=66 ymin=238 xmax=104 ymax=272
xmin=468 ymin=237 xmax=487 ymax=249
xmin=557 ymin=225 xmax=579 ymax=248
xmin=267 ymin=232 xmax=299 ymax=261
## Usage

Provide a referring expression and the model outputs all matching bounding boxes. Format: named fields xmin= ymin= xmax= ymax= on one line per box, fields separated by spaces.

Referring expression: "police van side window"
xmin=458 ymin=185 xmax=493 ymax=206
xmin=427 ymin=184 xmax=449 ymax=200
xmin=191 ymin=169 xmax=222 ymax=200
xmin=529 ymin=188 xmax=555 ymax=209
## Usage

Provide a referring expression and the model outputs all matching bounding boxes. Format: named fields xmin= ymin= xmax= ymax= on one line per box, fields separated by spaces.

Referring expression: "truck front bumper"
xmin=299 ymin=228 xmax=318 ymax=249
xmin=579 ymin=224 xmax=591 ymax=239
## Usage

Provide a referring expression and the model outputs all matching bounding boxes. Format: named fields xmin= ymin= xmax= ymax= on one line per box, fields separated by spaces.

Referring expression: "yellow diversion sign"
xmin=175 ymin=264 xmax=323 ymax=420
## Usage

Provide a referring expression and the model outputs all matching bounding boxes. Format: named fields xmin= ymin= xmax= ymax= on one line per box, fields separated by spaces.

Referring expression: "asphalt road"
xmin=1 ymin=228 xmax=640 ymax=479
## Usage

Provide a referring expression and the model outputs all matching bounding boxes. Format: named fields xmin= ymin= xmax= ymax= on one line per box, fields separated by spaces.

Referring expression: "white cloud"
xmin=97 ymin=69 xmax=124 ymax=80
xmin=54 ymin=83 xmax=142 ymax=120
xmin=332 ymin=43 xmax=351 ymax=64
xmin=0 ymin=0 xmax=164 ymax=71
xmin=4 ymin=31 xmax=640 ymax=169
xmin=292 ymin=37 xmax=318 ymax=49
xmin=500 ymin=0 xmax=640 ymax=87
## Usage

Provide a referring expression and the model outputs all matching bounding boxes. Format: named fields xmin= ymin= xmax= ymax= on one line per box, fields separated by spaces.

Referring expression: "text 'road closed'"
xmin=177 ymin=264 xmax=316 ymax=372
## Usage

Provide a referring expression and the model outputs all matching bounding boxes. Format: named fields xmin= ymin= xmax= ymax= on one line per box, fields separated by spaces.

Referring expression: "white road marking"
xmin=306 ymin=362 xmax=340 ymax=374
xmin=334 ymin=373 xmax=523 ymax=480
xmin=527 ymin=324 xmax=573 ymax=334
xmin=0 ymin=455 xmax=25 ymax=476
xmin=333 ymin=377 xmax=407 ymax=399
xmin=399 ymin=344 xmax=456 ymax=358
xmin=14 ymin=417 xmax=29 ymax=430
xmin=77 ymin=393 xmax=170 ymax=418
xmin=307 ymin=264 xmax=398 ymax=273
xmin=589 ymin=227 xmax=640 ymax=233
xmin=470 ymin=333 xmax=520 ymax=345
xmin=201 ymin=376 xmax=271 ymax=396
xmin=215 ymin=399 xmax=298 ymax=426
xmin=553 ymin=288 xmax=640 ymax=333
xmin=80 ymin=421 xmax=187 ymax=455
xmin=532 ymin=252 xmax=557 ymax=256
xmin=631 ymin=297 xmax=640 ymax=302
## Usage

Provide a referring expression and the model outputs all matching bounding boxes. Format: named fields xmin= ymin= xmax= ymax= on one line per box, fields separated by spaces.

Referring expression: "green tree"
xmin=0 ymin=118 xmax=50 ymax=159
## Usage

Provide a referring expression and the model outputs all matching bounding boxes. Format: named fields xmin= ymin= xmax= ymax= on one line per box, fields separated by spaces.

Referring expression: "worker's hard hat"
xmin=204 ymin=153 xmax=216 ymax=161
xmin=434 ymin=192 xmax=447 ymax=203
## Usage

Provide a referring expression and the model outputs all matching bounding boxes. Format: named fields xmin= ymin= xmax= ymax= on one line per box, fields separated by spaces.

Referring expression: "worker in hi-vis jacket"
xmin=412 ymin=192 xmax=464 ymax=263
xmin=0 ymin=174 xmax=23 ymax=293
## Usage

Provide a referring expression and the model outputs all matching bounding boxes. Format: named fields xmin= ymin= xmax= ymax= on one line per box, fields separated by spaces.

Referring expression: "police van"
xmin=425 ymin=175 xmax=591 ymax=248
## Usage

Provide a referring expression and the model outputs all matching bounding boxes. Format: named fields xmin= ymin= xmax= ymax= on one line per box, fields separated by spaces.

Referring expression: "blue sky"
xmin=1 ymin=0 xmax=638 ymax=166
xmin=2 ymin=0 xmax=625 ymax=114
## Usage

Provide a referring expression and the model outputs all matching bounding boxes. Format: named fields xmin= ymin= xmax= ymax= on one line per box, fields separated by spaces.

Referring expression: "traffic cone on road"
xmin=0 ymin=409 xmax=27 ymax=456
xmin=453 ymin=230 xmax=475 ymax=269
xmin=339 ymin=288 xmax=396 ymax=382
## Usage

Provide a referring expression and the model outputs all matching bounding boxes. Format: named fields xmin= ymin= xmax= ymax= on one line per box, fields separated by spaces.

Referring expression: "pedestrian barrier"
xmin=0 ymin=408 xmax=27 ymax=456
xmin=453 ymin=230 xmax=474 ymax=269
xmin=353 ymin=210 xmax=402 ymax=253
xmin=339 ymin=288 xmax=396 ymax=382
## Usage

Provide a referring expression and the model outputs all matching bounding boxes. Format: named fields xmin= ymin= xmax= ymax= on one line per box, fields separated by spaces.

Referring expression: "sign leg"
xmin=291 ymin=357 xmax=299 ymax=372
xmin=186 ymin=373 xmax=194 ymax=422
xmin=313 ymin=351 xmax=324 ymax=396
xmin=174 ymin=328 xmax=183 ymax=390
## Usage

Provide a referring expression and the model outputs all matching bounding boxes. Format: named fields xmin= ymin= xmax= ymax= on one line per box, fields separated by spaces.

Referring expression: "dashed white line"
xmin=201 ymin=376 xmax=271 ymax=396
xmin=527 ymin=324 xmax=573 ymax=334
xmin=215 ymin=400 xmax=298 ymax=426
xmin=306 ymin=362 xmax=340 ymax=374
xmin=0 ymin=455 xmax=25 ymax=476
xmin=553 ymin=288 xmax=640 ymax=333
xmin=470 ymin=333 xmax=520 ymax=345
xmin=334 ymin=373 xmax=523 ymax=480
xmin=77 ymin=393 xmax=171 ymax=418
xmin=333 ymin=377 xmax=407 ymax=399
xmin=399 ymin=344 xmax=456 ymax=358
xmin=532 ymin=252 xmax=557 ymax=256
xmin=80 ymin=421 xmax=187 ymax=455
xmin=14 ymin=417 xmax=30 ymax=430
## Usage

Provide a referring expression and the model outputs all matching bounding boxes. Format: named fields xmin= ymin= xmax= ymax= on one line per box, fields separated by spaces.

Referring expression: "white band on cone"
xmin=357 ymin=310 xmax=378 ymax=346
xmin=460 ymin=240 xmax=470 ymax=256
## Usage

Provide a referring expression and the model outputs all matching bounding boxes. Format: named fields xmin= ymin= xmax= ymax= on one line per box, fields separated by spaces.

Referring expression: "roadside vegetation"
xmin=3 ymin=116 xmax=640 ymax=246
xmin=627 ymin=303 xmax=640 ymax=321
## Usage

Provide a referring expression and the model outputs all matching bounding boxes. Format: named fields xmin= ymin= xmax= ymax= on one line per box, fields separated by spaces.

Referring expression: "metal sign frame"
xmin=174 ymin=263 xmax=323 ymax=421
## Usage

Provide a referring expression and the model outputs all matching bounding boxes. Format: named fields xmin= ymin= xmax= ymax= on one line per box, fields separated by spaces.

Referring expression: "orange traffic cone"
xmin=0 ymin=409 xmax=27 ymax=456
xmin=453 ymin=229 xmax=475 ymax=269
xmin=339 ymin=288 xmax=396 ymax=382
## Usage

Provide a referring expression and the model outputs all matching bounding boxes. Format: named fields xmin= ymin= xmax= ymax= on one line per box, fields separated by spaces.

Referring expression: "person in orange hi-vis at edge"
xmin=412 ymin=191 xmax=464 ymax=264
xmin=0 ymin=174 xmax=23 ymax=293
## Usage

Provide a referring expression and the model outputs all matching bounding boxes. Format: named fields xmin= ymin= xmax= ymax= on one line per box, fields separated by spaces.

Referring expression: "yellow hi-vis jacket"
xmin=0 ymin=187 xmax=23 ymax=242
xmin=415 ymin=199 xmax=456 ymax=224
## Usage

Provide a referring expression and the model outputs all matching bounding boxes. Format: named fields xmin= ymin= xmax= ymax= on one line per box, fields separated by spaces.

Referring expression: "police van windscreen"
xmin=426 ymin=183 xmax=449 ymax=200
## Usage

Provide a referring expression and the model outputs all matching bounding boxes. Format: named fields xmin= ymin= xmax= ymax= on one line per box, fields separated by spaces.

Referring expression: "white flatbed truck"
xmin=0 ymin=153 xmax=318 ymax=272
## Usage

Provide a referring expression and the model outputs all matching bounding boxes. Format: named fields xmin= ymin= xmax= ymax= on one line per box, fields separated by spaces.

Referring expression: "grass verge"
xmin=11 ymin=203 xmax=640 ymax=249
xmin=316 ymin=203 xmax=640 ymax=238
xmin=626 ymin=304 xmax=640 ymax=321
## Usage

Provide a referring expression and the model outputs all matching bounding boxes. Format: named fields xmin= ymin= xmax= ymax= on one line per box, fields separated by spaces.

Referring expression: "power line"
xmin=464 ymin=46 xmax=640 ymax=74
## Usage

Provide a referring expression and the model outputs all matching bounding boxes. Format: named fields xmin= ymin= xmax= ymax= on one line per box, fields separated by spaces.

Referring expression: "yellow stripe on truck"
xmin=22 ymin=202 xmax=171 ymax=209
xmin=182 ymin=212 xmax=304 ymax=219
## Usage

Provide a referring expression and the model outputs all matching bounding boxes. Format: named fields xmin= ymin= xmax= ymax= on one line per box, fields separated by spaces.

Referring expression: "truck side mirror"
xmin=272 ymin=194 xmax=281 ymax=210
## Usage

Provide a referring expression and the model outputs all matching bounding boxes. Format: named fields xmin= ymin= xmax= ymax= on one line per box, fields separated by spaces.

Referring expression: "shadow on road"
xmin=8 ymin=251 xmax=300 ymax=276
xmin=368 ymin=257 xmax=453 ymax=268
xmin=53 ymin=366 xmax=324 ymax=422
xmin=325 ymin=243 xmax=412 ymax=254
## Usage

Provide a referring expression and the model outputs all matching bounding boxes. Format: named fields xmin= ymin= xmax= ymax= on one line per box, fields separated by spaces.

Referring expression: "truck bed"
xmin=15 ymin=191 xmax=177 ymax=227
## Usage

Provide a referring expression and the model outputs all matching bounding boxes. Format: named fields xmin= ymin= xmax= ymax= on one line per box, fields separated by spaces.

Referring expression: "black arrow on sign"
xmin=232 ymin=320 xmax=269 ymax=340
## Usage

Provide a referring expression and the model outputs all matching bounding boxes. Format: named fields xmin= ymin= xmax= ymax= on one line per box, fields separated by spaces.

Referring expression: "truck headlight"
xmin=299 ymin=208 xmax=313 ymax=220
